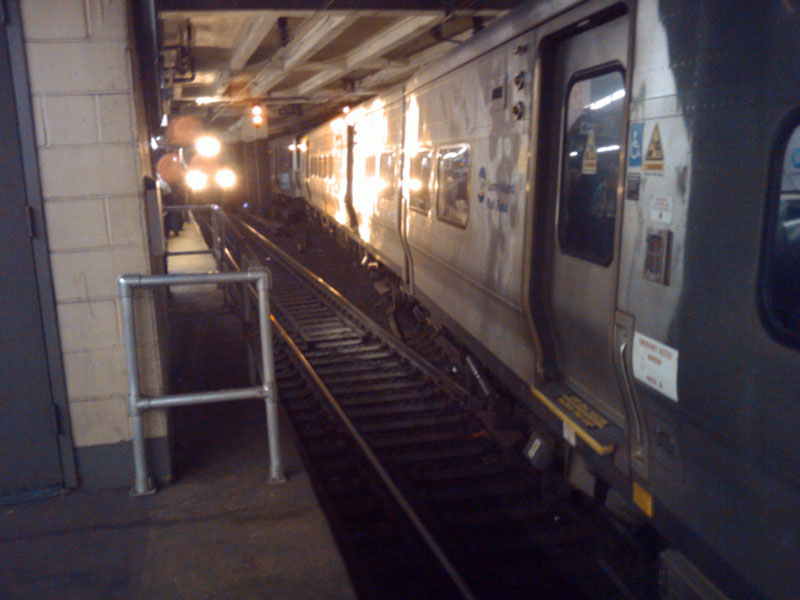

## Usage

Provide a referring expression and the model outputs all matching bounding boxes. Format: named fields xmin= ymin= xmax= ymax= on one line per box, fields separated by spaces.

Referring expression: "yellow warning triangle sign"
xmin=646 ymin=124 xmax=664 ymax=162
xmin=582 ymin=129 xmax=597 ymax=175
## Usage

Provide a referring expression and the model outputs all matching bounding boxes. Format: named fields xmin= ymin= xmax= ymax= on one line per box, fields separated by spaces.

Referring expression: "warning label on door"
xmin=582 ymin=129 xmax=597 ymax=175
xmin=632 ymin=331 xmax=679 ymax=402
xmin=644 ymin=124 xmax=664 ymax=173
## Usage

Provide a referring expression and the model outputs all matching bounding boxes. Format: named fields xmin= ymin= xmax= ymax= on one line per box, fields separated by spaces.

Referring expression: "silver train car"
xmin=266 ymin=133 xmax=305 ymax=202
xmin=266 ymin=1 xmax=800 ymax=598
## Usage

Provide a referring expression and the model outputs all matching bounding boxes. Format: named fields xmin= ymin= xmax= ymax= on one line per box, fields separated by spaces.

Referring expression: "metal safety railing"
xmin=163 ymin=203 xmax=225 ymax=270
xmin=118 ymin=268 xmax=286 ymax=496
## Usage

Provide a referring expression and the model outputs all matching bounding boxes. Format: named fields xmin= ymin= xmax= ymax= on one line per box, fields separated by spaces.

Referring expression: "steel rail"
xmin=216 ymin=215 xmax=476 ymax=599
xmin=270 ymin=315 xmax=477 ymax=600
xmin=232 ymin=215 xmax=472 ymax=398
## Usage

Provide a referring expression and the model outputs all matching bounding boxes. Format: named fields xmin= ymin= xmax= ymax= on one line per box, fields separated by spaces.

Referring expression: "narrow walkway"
xmin=0 ymin=215 xmax=356 ymax=600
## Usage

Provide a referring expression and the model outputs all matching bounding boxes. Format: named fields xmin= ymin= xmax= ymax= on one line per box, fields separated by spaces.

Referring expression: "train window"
xmin=436 ymin=144 xmax=470 ymax=228
xmin=558 ymin=69 xmax=625 ymax=265
xmin=380 ymin=152 xmax=394 ymax=180
xmin=409 ymin=150 xmax=432 ymax=213
xmin=365 ymin=156 xmax=376 ymax=178
xmin=379 ymin=151 xmax=395 ymax=201
xmin=762 ymin=121 xmax=800 ymax=341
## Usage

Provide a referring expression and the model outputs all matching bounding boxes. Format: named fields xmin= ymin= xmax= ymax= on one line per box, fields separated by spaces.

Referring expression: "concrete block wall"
xmin=20 ymin=0 xmax=169 ymax=486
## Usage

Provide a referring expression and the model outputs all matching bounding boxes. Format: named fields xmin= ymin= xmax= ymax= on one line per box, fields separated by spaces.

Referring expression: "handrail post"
xmin=210 ymin=206 xmax=221 ymax=270
xmin=254 ymin=268 xmax=285 ymax=483
xmin=117 ymin=269 xmax=285 ymax=495
xmin=118 ymin=275 xmax=155 ymax=496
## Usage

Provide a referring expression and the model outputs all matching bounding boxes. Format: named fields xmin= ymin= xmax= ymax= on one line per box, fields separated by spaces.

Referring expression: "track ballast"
xmin=204 ymin=211 xmax=657 ymax=600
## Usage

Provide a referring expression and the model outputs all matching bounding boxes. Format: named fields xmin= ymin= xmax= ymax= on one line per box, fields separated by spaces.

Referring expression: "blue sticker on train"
xmin=478 ymin=167 xmax=487 ymax=203
xmin=792 ymin=148 xmax=800 ymax=169
xmin=628 ymin=122 xmax=644 ymax=168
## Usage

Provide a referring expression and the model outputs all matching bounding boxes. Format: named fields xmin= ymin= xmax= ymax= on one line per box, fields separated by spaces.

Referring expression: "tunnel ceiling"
xmin=155 ymin=0 xmax=521 ymax=139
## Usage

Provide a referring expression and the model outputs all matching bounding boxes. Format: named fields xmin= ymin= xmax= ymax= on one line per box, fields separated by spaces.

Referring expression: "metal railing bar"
xmin=118 ymin=266 xmax=285 ymax=496
xmin=138 ymin=386 xmax=265 ymax=410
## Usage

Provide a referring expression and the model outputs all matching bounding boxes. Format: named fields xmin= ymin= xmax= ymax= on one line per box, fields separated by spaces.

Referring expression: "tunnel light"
xmin=215 ymin=168 xmax=236 ymax=189
xmin=342 ymin=106 xmax=350 ymax=114
xmin=195 ymin=136 xmax=221 ymax=158
xmin=409 ymin=178 xmax=423 ymax=192
xmin=186 ymin=169 xmax=208 ymax=191
xmin=250 ymin=104 xmax=265 ymax=127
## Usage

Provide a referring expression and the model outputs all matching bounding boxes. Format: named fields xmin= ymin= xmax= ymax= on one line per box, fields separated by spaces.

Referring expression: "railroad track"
xmin=200 ymin=211 xmax=657 ymax=600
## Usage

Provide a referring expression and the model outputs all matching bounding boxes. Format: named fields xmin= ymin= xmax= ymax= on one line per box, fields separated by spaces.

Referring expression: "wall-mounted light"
xmin=251 ymin=104 xmax=265 ymax=127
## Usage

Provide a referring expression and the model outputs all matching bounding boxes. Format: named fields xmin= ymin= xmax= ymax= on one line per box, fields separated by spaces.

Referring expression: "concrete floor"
xmin=0 ymin=217 xmax=356 ymax=600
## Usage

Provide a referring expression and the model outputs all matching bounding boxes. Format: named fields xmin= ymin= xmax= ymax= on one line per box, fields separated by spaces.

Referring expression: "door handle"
xmin=619 ymin=340 xmax=648 ymax=470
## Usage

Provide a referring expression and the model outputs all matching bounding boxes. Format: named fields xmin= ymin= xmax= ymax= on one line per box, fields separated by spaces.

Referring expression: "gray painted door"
xmin=0 ymin=19 xmax=63 ymax=497
xmin=541 ymin=15 xmax=629 ymax=423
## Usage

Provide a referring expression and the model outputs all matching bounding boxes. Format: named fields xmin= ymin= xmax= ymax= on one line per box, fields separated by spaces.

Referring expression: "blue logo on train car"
xmin=478 ymin=167 xmax=487 ymax=203
xmin=792 ymin=148 xmax=800 ymax=169
xmin=628 ymin=122 xmax=644 ymax=168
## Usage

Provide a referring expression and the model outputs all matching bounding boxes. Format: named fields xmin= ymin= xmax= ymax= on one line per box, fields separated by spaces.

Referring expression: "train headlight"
xmin=215 ymin=168 xmax=236 ymax=189
xmin=195 ymin=136 xmax=221 ymax=158
xmin=186 ymin=169 xmax=208 ymax=191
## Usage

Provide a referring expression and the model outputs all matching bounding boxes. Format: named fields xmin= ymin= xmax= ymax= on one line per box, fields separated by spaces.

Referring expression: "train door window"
xmin=409 ymin=150 xmax=432 ymax=213
xmin=558 ymin=68 xmax=625 ymax=265
xmin=365 ymin=155 xmax=376 ymax=178
xmin=762 ymin=120 xmax=800 ymax=343
xmin=380 ymin=151 xmax=395 ymax=201
xmin=436 ymin=144 xmax=470 ymax=228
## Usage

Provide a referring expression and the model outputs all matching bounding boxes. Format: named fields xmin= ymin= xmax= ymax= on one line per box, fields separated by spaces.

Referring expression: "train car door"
xmin=531 ymin=12 xmax=630 ymax=457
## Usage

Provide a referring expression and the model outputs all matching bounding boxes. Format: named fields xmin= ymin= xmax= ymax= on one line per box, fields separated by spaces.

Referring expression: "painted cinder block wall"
xmin=20 ymin=0 xmax=170 ymax=487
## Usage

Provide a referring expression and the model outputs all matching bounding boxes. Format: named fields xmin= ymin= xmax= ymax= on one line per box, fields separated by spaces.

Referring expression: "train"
xmin=260 ymin=1 xmax=800 ymax=599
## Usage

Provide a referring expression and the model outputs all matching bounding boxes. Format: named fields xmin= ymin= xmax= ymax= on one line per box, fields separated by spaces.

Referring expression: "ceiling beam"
xmin=157 ymin=1 xmax=518 ymax=12
xmin=293 ymin=14 xmax=439 ymax=97
xmin=230 ymin=13 xmax=280 ymax=70
xmin=357 ymin=28 xmax=472 ymax=91
xmin=250 ymin=13 xmax=350 ymax=95
xmin=211 ymin=13 xmax=280 ymax=97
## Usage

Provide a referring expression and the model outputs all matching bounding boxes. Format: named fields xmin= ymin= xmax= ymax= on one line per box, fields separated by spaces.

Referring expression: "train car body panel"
xmin=305 ymin=122 xmax=347 ymax=224
xmin=260 ymin=1 xmax=800 ymax=598
xmin=402 ymin=22 xmax=539 ymax=387
xmin=267 ymin=134 xmax=304 ymax=200
xmin=351 ymin=90 xmax=406 ymax=275
xmin=615 ymin=2 xmax=800 ymax=599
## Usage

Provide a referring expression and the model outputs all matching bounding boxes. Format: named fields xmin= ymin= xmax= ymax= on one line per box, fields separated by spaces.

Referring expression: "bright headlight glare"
xmin=195 ymin=136 xmax=221 ymax=158
xmin=215 ymin=168 xmax=236 ymax=189
xmin=186 ymin=169 xmax=208 ymax=191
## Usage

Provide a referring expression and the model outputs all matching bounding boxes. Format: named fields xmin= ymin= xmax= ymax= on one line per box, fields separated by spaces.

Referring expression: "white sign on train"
xmin=651 ymin=196 xmax=673 ymax=224
xmin=632 ymin=331 xmax=679 ymax=402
